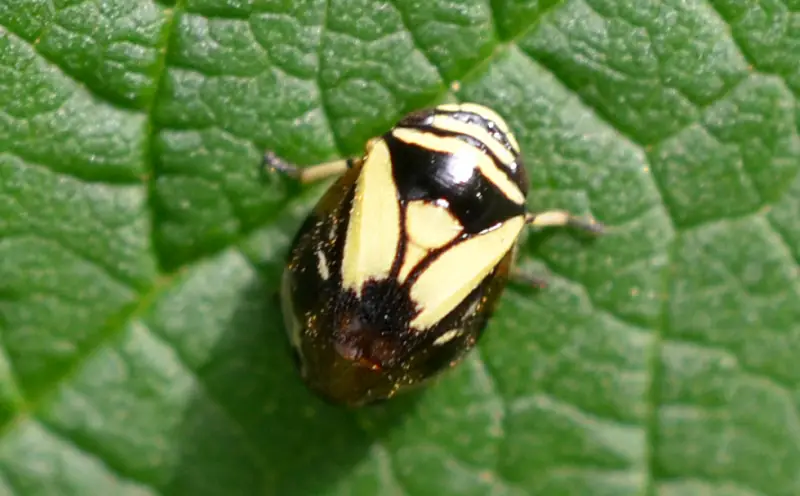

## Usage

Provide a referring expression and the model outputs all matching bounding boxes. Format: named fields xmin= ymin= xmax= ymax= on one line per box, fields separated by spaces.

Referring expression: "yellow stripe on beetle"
xmin=431 ymin=114 xmax=516 ymax=165
xmin=398 ymin=242 xmax=428 ymax=283
xmin=409 ymin=215 xmax=526 ymax=330
xmin=405 ymin=200 xmax=462 ymax=248
xmin=436 ymin=103 xmax=521 ymax=153
xmin=341 ymin=139 xmax=402 ymax=291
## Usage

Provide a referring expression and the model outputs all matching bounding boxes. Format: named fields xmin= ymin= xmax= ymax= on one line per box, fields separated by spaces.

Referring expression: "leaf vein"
xmin=471 ymin=344 xmax=507 ymax=473
xmin=33 ymin=419 xmax=164 ymax=493
xmin=663 ymin=332 xmax=800 ymax=402
xmin=139 ymin=323 xmax=275 ymax=481
xmin=0 ymin=275 xmax=174 ymax=435
xmin=532 ymin=255 xmax=658 ymax=333
xmin=316 ymin=0 xmax=348 ymax=156
xmin=704 ymin=0 xmax=799 ymax=100
xmin=146 ymin=0 xmax=187 ymax=272
xmin=0 ymin=152 xmax=144 ymax=186
xmin=429 ymin=444 xmax=528 ymax=495
xmin=511 ymin=389 xmax=645 ymax=432
xmin=658 ymin=475 xmax=768 ymax=496
xmin=765 ymin=219 xmax=800 ymax=270
xmin=0 ymin=20 xmax=144 ymax=112
xmin=385 ymin=0 xmax=447 ymax=85
xmin=0 ymin=232 xmax=140 ymax=293
xmin=372 ymin=442 xmax=411 ymax=496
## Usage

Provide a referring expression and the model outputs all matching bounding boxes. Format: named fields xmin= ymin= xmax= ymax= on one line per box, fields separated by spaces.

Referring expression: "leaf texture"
xmin=0 ymin=0 xmax=798 ymax=495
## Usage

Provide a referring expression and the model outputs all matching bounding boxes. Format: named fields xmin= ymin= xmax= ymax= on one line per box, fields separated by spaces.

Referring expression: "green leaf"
xmin=1 ymin=0 xmax=798 ymax=494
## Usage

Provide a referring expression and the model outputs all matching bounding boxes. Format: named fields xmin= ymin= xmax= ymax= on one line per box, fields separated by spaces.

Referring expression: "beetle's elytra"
xmin=266 ymin=103 xmax=602 ymax=406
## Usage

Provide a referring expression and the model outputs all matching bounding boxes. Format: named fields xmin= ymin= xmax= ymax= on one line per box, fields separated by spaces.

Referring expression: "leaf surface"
xmin=1 ymin=0 xmax=799 ymax=495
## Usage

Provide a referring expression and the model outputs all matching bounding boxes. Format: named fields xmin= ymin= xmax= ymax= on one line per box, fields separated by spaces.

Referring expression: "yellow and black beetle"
xmin=265 ymin=103 xmax=602 ymax=406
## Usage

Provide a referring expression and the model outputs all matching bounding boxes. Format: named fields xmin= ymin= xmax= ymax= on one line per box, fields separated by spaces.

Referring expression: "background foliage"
xmin=1 ymin=0 xmax=799 ymax=494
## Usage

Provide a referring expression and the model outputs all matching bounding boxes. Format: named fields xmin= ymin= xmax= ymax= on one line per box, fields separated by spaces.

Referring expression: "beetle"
xmin=265 ymin=103 xmax=602 ymax=406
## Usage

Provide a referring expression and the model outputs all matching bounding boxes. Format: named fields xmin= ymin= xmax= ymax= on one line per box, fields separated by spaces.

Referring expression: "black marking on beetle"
xmin=389 ymin=193 xmax=409 ymax=281
xmin=398 ymin=107 xmax=529 ymax=197
xmin=415 ymin=124 xmax=528 ymax=199
xmin=385 ymin=133 xmax=525 ymax=235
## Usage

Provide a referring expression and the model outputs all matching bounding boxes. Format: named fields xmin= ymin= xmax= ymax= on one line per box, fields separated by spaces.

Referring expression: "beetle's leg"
xmin=525 ymin=210 xmax=604 ymax=234
xmin=509 ymin=268 xmax=549 ymax=289
xmin=513 ymin=210 xmax=602 ymax=289
xmin=263 ymin=151 xmax=353 ymax=184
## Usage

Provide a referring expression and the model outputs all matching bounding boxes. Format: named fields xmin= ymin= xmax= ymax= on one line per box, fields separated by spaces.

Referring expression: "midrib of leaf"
xmin=643 ymin=240 xmax=678 ymax=496
xmin=146 ymin=0 xmax=187 ymax=274
xmin=317 ymin=0 xmax=343 ymax=155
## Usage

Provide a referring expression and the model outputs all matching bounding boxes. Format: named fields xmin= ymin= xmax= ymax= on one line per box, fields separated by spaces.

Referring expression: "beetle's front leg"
xmin=526 ymin=210 xmax=604 ymax=234
xmin=509 ymin=267 xmax=549 ymax=289
xmin=263 ymin=151 xmax=355 ymax=184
